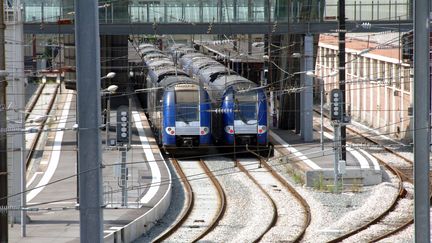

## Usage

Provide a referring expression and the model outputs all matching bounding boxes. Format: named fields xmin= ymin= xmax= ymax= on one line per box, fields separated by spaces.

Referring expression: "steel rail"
xmin=153 ymin=158 xmax=194 ymax=243
xmin=259 ymin=156 xmax=311 ymax=242
xmin=25 ymin=84 xmax=59 ymax=168
xmin=25 ymin=83 xmax=46 ymax=120
xmin=236 ymin=159 xmax=278 ymax=243
xmin=313 ymin=109 xmax=413 ymax=242
xmin=192 ymin=159 xmax=227 ymax=242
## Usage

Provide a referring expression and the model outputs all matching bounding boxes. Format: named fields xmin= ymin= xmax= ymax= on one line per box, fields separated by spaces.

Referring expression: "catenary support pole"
xmin=0 ymin=0 xmax=9 ymax=241
xmin=338 ymin=0 xmax=346 ymax=160
xmin=75 ymin=0 xmax=104 ymax=241
xmin=301 ymin=34 xmax=313 ymax=141
xmin=413 ymin=0 xmax=430 ymax=241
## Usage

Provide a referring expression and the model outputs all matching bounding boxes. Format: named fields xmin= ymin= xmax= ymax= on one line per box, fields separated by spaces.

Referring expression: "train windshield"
xmin=175 ymin=90 xmax=199 ymax=124
xmin=234 ymin=92 xmax=257 ymax=124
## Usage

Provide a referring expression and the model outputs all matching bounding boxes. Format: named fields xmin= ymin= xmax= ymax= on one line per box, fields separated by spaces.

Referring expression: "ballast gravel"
xmin=201 ymin=157 xmax=274 ymax=243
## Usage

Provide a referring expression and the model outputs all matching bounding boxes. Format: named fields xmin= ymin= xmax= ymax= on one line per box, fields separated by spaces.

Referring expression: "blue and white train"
xmin=137 ymin=44 xmax=212 ymax=152
xmin=177 ymin=46 xmax=269 ymax=150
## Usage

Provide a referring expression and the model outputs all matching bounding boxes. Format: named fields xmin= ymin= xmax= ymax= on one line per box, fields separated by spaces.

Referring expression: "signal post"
xmin=330 ymin=89 xmax=349 ymax=192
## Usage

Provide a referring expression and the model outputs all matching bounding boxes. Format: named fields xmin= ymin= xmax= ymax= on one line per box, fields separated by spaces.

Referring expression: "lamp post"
xmin=306 ymin=70 xmax=338 ymax=152
xmin=101 ymin=84 xmax=118 ymax=147
xmin=100 ymin=72 xmax=116 ymax=141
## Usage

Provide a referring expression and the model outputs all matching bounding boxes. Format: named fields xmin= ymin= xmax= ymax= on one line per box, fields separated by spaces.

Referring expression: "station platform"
xmin=269 ymin=128 xmax=382 ymax=188
xmin=9 ymin=91 xmax=172 ymax=242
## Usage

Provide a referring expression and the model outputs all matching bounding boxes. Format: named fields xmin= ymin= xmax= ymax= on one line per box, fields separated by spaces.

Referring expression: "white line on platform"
xmin=132 ymin=112 xmax=161 ymax=204
xmin=359 ymin=148 xmax=381 ymax=171
xmin=322 ymin=131 xmax=370 ymax=169
xmin=26 ymin=172 xmax=43 ymax=188
xmin=27 ymin=93 xmax=73 ymax=203
xmin=347 ymin=147 xmax=370 ymax=169
xmin=270 ymin=131 xmax=321 ymax=170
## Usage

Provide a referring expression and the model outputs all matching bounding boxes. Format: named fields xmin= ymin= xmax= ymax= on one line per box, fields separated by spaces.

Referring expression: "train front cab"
xmin=162 ymin=84 xmax=211 ymax=154
xmin=221 ymin=88 xmax=269 ymax=154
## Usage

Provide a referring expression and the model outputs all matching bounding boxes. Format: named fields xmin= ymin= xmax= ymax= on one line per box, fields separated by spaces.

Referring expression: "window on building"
xmin=394 ymin=65 xmax=401 ymax=89
xmin=403 ymin=68 xmax=411 ymax=92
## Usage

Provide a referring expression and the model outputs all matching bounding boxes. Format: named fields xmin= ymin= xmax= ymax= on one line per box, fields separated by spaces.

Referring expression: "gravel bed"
xmin=315 ymin=112 xmax=415 ymax=241
xmin=134 ymin=160 xmax=185 ymax=242
xmin=267 ymin=156 xmax=402 ymax=242
xmin=164 ymin=159 xmax=219 ymax=242
xmin=238 ymin=158 xmax=306 ymax=242
xmin=342 ymin=182 xmax=414 ymax=242
xmin=380 ymin=224 xmax=414 ymax=242
xmin=202 ymin=157 xmax=273 ymax=242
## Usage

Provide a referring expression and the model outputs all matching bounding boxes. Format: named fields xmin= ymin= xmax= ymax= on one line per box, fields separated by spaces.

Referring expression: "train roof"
xmin=147 ymin=59 xmax=174 ymax=68
xmin=138 ymin=43 xmax=154 ymax=50
xmin=198 ymin=65 xmax=239 ymax=83
xmin=180 ymin=52 xmax=206 ymax=60
xmin=189 ymin=59 xmax=220 ymax=73
xmin=212 ymin=75 xmax=256 ymax=91
xmin=160 ymin=75 xmax=199 ymax=89
xmin=148 ymin=66 xmax=188 ymax=83
xmin=139 ymin=48 xmax=163 ymax=57
xmin=144 ymin=53 xmax=167 ymax=61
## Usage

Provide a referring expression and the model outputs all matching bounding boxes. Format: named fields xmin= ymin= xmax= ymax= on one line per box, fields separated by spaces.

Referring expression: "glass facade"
xmin=21 ymin=0 xmax=411 ymax=24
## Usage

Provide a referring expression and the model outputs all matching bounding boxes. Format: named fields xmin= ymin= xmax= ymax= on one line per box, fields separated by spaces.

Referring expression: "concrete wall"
xmin=104 ymin=160 xmax=172 ymax=242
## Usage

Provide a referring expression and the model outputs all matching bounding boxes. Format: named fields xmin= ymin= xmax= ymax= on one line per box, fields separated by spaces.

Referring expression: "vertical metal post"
xmin=20 ymin=114 xmax=26 ymax=237
xmin=413 ymin=0 xmax=430 ymax=241
xmin=0 ymin=0 xmax=9 ymax=241
xmin=218 ymin=0 xmax=222 ymax=22
xmin=121 ymin=150 xmax=127 ymax=207
xmin=198 ymin=0 xmax=203 ymax=22
xmin=106 ymin=96 xmax=110 ymax=145
xmin=247 ymin=0 xmax=252 ymax=54
xmin=75 ymin=0 xmax=104 ymax=241
xmin=333 ymin=123 xmax=339 ymax=193
xmin=320 ymin=78 xmax=324 ymax=152
xmin=338 ymin=0 xmax=346 ymax=160
xmin=233 ymin=0 xmax=237 ymax=22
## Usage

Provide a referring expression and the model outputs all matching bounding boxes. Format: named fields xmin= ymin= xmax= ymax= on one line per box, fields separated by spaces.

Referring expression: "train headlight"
xmin=258 ymin=125 xmax=267 ymax=134
xmin=224 ymin=125 xmax=234 ymax=134
xmin=166 ymin=127 xmax=176 ymax=135
xmin=200 ymin=127 xmax=209 ymax=135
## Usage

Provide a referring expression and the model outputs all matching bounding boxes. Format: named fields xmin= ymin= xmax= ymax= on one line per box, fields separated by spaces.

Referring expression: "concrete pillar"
xmin=5 ymin=4 xmax=26 ymax=224
xmin=369 ymin=59 xmax=374 ymax=126
xmin=391 ymin=63 xmax=397 ymax=135
xmin=301 ymin=35 xmax=313 ymax=142
xmin=356 ymin=55 xmax=361 ymax=120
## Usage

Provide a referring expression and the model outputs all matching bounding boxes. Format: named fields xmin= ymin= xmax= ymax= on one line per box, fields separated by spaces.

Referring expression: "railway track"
xmin=25 ymin=83 xmax=45 ymax=120
xmin=153 ymin=158 xmax=225 ymax=242
xmin=25 ymin=83 xmax=59 ymax=168
xmin=313 ymin=109 xmax=415 ymax=242
xmin=202 ymin=157 xmax=274 ymax=242
xmin=237 ymin=155 xmax=311 ymax=242
xmin=236 ymin=160 xmax=278 ymax=242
